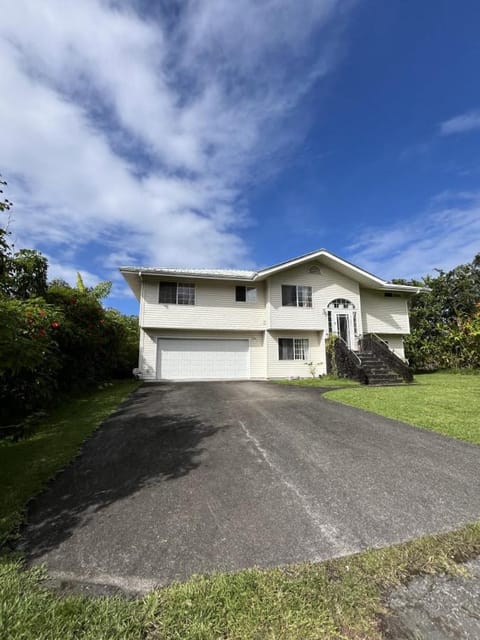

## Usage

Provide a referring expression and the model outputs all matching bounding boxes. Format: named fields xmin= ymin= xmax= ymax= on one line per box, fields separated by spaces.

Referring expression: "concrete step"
xmin=367 ymin=375 xmax=403 ymax=384
xmin=368 ymin=381 xmax=406 ymax=386
xmin=356 ymin=350 xmax=407 ymax=386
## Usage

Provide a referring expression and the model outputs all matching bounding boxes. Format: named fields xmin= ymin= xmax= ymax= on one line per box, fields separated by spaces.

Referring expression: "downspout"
xmin=138 ymin=271 xmax=144 ymax=371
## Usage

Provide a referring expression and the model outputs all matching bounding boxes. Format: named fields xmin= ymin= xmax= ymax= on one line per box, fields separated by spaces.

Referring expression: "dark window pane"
xmin=159 ymin=282 xmax=177 ymax=303
xmin=282 ymin=285 xmax=297 ymax=306
xmin=236 ymin=286 xmax=246 ymax=301
xmin=278 ymin=338 xmax=294 ymax=360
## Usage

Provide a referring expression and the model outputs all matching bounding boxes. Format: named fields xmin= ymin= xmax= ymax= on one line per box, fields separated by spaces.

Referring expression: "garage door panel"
xmin=157 ymin=339 xmax=249 ymax=380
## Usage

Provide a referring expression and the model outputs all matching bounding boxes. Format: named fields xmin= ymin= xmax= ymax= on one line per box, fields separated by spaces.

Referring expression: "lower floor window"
xmin=278 ymin=337 xmax=309 ymax=360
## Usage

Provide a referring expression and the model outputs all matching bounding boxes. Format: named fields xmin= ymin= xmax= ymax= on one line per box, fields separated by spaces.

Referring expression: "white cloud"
xmin=439 ymin=110 xmax=480 ymax=136
xmin=347 ymin=192 xmax=480 ymax=280
xmin=0 ymin=0 xmax=352 ymax=278
xmin=47 ymin=260 xmax=101 ymax=288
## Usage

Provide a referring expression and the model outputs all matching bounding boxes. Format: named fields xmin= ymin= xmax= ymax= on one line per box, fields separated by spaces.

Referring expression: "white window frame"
xmin=278 ymin=337 xmax=310 ymax=361
xmin=235 ymin=285 xmax=257 ymax=303
xmin=159 ymin=281 xmax=196 ymax=305
xmin=281 ymin=284 xmax=313 ymax=308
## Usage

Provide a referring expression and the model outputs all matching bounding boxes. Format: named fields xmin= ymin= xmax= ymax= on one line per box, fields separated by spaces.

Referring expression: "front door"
xmin=327 ymin=299 xmax=359 ymax=350
xmin=336 ymin=313 xmax=351 ymax=347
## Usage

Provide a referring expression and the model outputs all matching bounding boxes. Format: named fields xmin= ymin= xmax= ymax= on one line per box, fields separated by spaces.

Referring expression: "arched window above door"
xmin=327 ymin=298 xmax=355 ymax=309
xmin=326 ymin=298 xmax=358 ymax=345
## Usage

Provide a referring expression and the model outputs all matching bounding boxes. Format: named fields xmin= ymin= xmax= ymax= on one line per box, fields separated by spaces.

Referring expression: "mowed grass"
xmin=325 ymin=371 xmax=480 ymax=445
xmin=0 ymin=380 xmax=141 ymax=545
xmin=1 ymin=523 xmax=480 ymax=640
xmin=274 ymin=375 xmax=360 ymax=388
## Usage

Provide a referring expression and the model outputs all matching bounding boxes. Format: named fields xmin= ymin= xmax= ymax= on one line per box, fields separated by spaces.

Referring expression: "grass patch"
xmin=0 ymin=380 xmax=141 ymax=545
xmin=273 ymin=375 xmax=360 ymax=388
xmin=1 ymin=523 xmax=479 ymax=639
xmin=325 ymin=371 xmax=480 ymax=445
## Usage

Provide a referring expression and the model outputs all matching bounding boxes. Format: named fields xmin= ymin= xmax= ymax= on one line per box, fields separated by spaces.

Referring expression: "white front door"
xmin=157 ymin=338 xmax=250 ymax=380
xmin=330 ymin=310 xmax=357 ymax=349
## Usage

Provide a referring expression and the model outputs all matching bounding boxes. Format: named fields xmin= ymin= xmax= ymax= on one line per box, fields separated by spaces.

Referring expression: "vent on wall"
xmin=384 ymin=292 xmax=401 ymax=297
xmin=308 ymin=265 xmax=321 ymax=274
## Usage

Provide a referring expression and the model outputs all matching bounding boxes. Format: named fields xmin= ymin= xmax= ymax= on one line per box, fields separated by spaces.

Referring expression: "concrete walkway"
xmin=385 ymin=557 xmax=480 ymax=639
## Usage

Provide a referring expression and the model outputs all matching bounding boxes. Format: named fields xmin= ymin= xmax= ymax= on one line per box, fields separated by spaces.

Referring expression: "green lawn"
xmin=1 ymin=374 xmax=479 ymax=639
xmin=1 ymin=523 xmax=480 ymax=640
xmin=273 ymin=375 xmax=360 ymax=388
xmin=0 ymin=380 xmax=141 ymax=545
xmin=325 ymin=371 xmax=480 ymax=445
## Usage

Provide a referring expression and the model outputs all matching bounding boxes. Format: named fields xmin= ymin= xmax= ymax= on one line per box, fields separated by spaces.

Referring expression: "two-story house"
xmin=120 ymin=248 xmax=422 ymax=381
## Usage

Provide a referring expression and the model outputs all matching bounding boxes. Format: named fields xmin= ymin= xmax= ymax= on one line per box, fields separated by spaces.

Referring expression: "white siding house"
xmin=121 ymin=249 xmax=422 ymax=381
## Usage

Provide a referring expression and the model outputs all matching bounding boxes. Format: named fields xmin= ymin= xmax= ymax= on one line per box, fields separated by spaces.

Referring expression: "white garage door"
xmin=157 ymin=338 xmax=250 ymax=380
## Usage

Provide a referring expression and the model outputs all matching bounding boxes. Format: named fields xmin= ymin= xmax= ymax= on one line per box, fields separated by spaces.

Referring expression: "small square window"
xmin=278 ymin=338 xmax=309 ymax=360
xmin=281 ymin=285 xmax=297 ymax=306
xmin=236 ymin=286 xmax=257 ymax=302
xmin=159 ymin=282 xmax=195 ymax=305
xmin=281 ymin=285 xmax=312 ymax=307
xmin=159 ymin=282 xmax=177 ymax=304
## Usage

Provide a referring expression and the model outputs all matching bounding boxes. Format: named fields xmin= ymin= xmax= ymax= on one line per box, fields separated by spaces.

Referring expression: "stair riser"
xmin=355 ymin=350 xmax=409 ymax=386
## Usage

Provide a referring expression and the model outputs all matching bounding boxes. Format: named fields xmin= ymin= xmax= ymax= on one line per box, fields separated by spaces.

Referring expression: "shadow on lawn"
xmin=18 ymin=383 xmax=225 ymax=560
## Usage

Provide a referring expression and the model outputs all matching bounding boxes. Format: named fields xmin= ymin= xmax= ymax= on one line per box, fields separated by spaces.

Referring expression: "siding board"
xmin=268 ymin=263 xmax=362 ymax=331
xmin=360 ymin=289 xmax=410 ymax=334
xmin=141 ymin=277 xmax=266 ymax=330
xmin=266 ymin=330 xmax=326 ymax=378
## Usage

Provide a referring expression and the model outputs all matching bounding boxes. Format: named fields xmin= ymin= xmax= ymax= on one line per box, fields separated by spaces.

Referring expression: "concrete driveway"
xmin=20 ymin=381 xmax=480 ymax=594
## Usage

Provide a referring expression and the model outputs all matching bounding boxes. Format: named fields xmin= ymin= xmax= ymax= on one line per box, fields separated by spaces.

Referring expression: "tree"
xmin=0 ymin=176 xmax=13 ymax=292
xmin=0 ymin=176 xmax=12 ymax=213
xmin=76 ymin=271 xmax=112 ymax=301
xmin=9 ymin=249 xmax=48 ymax=299
xmin=0 ymin=175 xmax=138 ymax=426
xmin=404 ymin=254 xmax=480 ymax=370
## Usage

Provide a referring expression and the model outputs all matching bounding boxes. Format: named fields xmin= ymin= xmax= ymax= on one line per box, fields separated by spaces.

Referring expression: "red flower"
xmin=38 ymin=328 xmax=46 ymax=337
xmin=51 ymin=321 xmax=60 ymax=329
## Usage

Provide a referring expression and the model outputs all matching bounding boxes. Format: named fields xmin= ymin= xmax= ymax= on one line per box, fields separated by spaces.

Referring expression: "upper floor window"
xmin=159 ymin=282 xmax=195 ymax=305
xmin=281 ymin=284 xmax=312 ymax=308
xmin=235 ymin=285 xmax=257 ymax=302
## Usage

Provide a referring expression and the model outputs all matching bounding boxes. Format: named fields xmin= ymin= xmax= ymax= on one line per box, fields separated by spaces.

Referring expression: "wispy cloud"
xmin=439 ymin=109 xmax=480 ymax=135
xmin=0 ymin=0 xmax=354 ymax=285
xmin=348 ymin=191 xmax=480 ymax=280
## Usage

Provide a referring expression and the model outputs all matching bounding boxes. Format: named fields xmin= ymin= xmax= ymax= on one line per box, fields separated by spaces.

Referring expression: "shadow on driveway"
xmin=20 ymin=385 xmax=224 ymax=562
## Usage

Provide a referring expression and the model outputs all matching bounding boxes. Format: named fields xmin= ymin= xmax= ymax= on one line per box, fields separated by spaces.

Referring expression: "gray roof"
xmin=119 ymin=248 xmax=426 ymax=293
xmin=120 ymin=266 xmax=257 ymax=280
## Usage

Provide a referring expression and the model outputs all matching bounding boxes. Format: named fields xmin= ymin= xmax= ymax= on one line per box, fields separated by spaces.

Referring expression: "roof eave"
xmin=254 ymin=249 xmax=386 ymax=286
xmin=119 ymin=267 xmax=256 ymax=282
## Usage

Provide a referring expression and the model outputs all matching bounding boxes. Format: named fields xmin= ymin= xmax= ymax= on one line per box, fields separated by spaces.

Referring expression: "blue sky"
xmin=1 ymin=0 xmax=480 ymax=315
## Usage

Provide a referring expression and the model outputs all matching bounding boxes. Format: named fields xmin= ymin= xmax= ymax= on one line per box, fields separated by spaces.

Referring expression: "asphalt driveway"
xmin=20 ymin=381 xmax=480 ymax=593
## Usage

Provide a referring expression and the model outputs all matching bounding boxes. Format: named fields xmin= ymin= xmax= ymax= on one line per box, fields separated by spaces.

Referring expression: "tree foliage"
xmin=0 ymin=176 xmax=13 ymax=289
xmin=404 ymin=255 xmax=480 ymax=370
xmin=76 ymin=271 xmax=112 ymax=301
xmin=0 ymin=177 xmax=139 ymax=426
